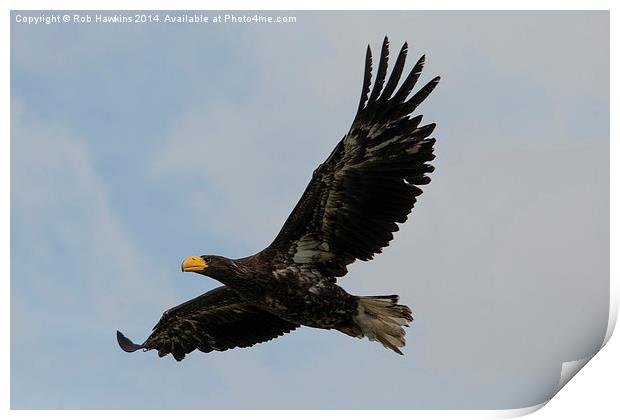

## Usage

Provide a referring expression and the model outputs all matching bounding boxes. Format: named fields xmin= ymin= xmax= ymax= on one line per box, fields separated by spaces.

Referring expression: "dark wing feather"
xmin=264 ymin=38 xmax=439 ymax=277
xmin=116 ymin=286 xmax=299 ymax=361
xmin=356 ymin=45 xmax=373 ymax=113
xmin=366 ymin=37 xmax=390 ymax=106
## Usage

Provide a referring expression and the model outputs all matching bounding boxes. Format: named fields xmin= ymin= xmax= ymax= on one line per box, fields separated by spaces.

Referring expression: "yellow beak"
xmin=181 ymin=256 xmax=208 ymax=272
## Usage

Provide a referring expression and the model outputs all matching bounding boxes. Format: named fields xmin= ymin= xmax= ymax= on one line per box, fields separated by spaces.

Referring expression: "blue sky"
xmin=11 ymin=11 xmax=609 ymax=409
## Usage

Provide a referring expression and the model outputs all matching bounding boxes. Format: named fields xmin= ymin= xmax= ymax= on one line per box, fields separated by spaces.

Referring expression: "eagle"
xmin=117 ymin=37 xmax=439 ymax=360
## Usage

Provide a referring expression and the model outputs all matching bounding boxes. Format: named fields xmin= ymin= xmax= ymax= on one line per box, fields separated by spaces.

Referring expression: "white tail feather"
xmin=354 ymin=295 xmax=413 ymax=355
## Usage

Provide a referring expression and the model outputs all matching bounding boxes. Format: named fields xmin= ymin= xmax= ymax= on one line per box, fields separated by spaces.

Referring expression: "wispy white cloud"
xmin=12 ymin=99 xmax=178 ymax=323
xmin=11 ymin=99 xmax=182 ymax=407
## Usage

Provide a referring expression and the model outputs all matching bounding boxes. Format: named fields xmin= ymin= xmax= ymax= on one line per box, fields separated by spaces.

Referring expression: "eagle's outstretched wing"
xmin=117 ymin=286 xmax=299 ymax=361
xmin=264 ymin=37 xmax=439 ymax=277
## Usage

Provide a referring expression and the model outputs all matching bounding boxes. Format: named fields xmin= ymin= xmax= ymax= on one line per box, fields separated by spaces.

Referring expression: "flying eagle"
xmin=117 ymin=37 xmax=439 ymax=360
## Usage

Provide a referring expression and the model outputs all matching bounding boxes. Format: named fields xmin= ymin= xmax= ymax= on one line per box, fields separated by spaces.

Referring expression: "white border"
xmin=0 ymin=0 xmax=616 ymax=11
xmin=3 ymin=1 xmax=616 ymax=418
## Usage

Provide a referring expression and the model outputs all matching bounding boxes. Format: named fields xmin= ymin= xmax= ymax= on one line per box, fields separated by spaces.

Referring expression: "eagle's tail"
xmin=350 ymin=295 xmax=413 ymax=355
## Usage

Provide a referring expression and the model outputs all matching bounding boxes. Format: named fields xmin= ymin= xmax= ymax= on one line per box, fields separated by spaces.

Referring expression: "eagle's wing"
xmin=116 ymin=286 xmax=299 ymax=361
xmin=265 ymin=37 xmax=439 ymax=277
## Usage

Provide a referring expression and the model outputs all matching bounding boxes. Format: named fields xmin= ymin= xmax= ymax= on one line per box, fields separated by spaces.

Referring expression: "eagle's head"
xmin=181 ymin=255 xmax=241 ymax=280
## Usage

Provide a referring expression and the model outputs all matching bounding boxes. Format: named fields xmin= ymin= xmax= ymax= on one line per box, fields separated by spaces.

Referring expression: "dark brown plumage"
xmin=118 ymin=286 xmax=298 ymax=361
xmin=117 ymin=37 xmax=439 ymax=360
